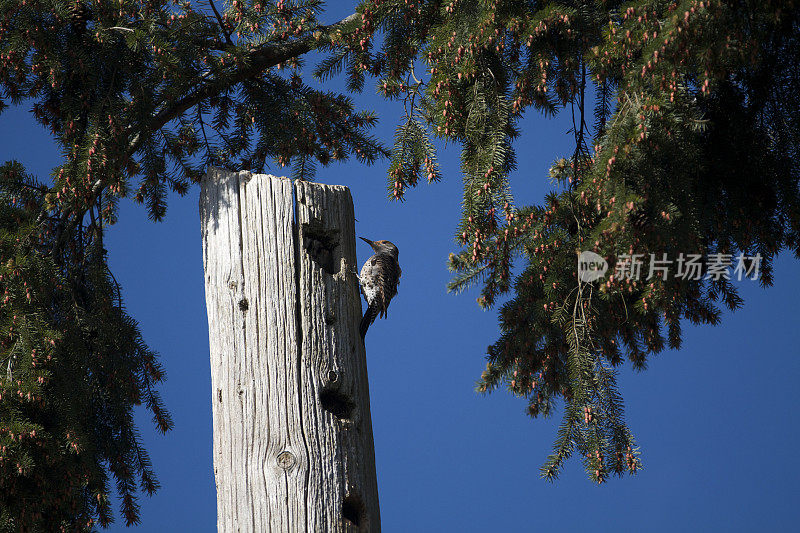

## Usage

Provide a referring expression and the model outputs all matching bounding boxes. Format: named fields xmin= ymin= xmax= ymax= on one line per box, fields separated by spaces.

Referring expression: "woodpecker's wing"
xmin=375 ymin=254 xmax=401 ymax=318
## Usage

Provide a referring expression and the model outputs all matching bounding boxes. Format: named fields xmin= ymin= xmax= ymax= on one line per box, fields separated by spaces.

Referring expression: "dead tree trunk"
xmin=200 ymin=168 xmax=380 ymax=532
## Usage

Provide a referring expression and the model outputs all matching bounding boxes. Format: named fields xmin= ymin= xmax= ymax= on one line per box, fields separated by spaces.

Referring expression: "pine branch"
xmin=126 ymin=13 xmax=361 ymax=157
xmin=207 ymin=0 xmax=233 ymax=46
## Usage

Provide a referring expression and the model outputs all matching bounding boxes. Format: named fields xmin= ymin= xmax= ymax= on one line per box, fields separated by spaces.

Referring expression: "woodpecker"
xmin=358 ymin=237 xmax=401 ymax=339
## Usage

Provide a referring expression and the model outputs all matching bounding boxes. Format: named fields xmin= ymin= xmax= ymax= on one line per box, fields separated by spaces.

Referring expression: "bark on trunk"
xmin=200 ymin=168 xmax=380 ymax=532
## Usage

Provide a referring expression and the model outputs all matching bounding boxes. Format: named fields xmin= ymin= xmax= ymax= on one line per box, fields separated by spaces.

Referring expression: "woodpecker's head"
xmin=360 ymin=237 xmax=399 ymax=258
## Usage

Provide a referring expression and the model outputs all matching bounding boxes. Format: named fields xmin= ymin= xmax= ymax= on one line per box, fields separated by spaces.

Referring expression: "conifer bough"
xmin=1 ymin=0 xmax=799 ymax=529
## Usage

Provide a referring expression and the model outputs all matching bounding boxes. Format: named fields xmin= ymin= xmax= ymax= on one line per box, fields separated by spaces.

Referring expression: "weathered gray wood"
xmin=200 ymin=168 xmax=380 ymax=532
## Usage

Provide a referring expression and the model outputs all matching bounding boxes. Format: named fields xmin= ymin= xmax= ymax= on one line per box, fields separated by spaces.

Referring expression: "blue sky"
xmin=3 ymin=5 xmax=800 ymax=531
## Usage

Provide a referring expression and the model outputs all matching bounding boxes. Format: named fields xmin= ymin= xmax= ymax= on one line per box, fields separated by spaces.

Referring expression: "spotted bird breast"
xmin=359 ymin=253 xmax=401 ymax=316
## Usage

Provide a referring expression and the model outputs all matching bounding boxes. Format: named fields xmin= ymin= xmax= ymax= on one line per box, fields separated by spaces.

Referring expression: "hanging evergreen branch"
xmin=0 ymin=161 xmax=172 ymax=529
xmin=323 ymin=0 xmax=800 ymax=482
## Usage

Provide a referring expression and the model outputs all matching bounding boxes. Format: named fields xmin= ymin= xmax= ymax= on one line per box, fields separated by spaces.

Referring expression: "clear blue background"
xmin=2 ymin=4 xmax=800 ymax=530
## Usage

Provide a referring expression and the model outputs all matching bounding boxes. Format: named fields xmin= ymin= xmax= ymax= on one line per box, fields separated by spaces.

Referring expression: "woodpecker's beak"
xmin=359 ymin=237 xmax=374 ymax=247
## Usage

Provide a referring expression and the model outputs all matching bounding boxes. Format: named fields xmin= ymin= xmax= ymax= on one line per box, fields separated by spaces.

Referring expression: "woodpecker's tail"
xmin=360 ymin=304 xmax=379 ymax=339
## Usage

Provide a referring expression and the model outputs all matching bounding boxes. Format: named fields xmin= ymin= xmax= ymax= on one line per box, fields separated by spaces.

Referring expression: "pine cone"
xmin=69 ymin=1 xmax=93 ymax=35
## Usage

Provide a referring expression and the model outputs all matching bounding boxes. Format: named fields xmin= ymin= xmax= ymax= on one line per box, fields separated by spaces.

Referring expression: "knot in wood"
xmin=276 ymin=451 xmax=296 ymax=470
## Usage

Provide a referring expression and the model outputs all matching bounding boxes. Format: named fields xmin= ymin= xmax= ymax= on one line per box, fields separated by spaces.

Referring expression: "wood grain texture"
xmin=200 ymin=168 xmax=380 ymax=532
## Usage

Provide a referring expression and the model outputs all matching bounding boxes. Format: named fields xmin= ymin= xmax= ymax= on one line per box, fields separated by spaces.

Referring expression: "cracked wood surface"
xmin=200 ymin=168 xmax=380 ymax=532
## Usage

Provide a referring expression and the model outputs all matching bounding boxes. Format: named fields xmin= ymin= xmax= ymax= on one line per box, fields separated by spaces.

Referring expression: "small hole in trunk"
xmin=320 ymin=387 xmax=355 ymax=420
xmin=342 ymin=494 xmax=364 ymax=528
